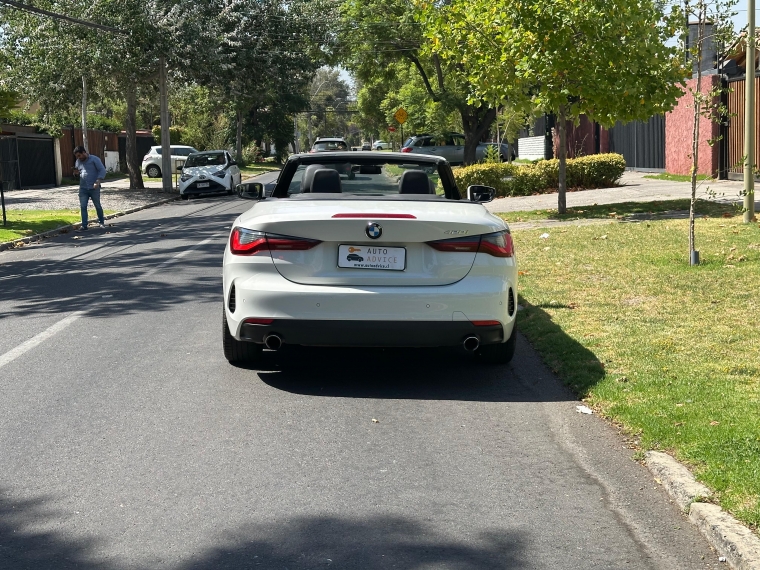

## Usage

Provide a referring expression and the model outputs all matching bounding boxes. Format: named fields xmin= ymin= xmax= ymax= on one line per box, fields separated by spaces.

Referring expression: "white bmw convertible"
xmin=222 ymin=152 xmax=517 ymax=364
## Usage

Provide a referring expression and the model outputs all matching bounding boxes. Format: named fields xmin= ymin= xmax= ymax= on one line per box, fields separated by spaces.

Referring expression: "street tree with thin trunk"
xmin=682 ymin=0 xmax=737 ymax=265
xmin=421 ymin=0 xmax=688 ymax=213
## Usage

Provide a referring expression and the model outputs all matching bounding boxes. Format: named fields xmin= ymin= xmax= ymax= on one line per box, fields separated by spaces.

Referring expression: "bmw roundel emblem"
xmin=366 ymin=222 xmax=382 ymax=239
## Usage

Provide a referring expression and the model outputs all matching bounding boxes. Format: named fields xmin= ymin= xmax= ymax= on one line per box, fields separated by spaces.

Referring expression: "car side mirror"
xmin=229 ymin=160 xmax=237 ymax=166
xmin=236 ymin=182 xmax=265 ymax=200
xmin=467 ymin=184 xmax=495 ymax=203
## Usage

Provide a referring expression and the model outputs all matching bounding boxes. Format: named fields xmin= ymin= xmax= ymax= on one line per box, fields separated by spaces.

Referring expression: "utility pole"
xmin=744 ymin=0 xmax=757 ymax=223
xmin=159 ymin=55 xmax=172 ymax=192
xmin=81 ymin=76 xmax=88 ymax=152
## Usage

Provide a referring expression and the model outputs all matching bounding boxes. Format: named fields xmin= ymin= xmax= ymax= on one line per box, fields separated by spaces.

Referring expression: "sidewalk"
xmin=485 ymin=171 xmax=756 ymax=213
xmin=3 ymin=176 xmax=171 ymax=212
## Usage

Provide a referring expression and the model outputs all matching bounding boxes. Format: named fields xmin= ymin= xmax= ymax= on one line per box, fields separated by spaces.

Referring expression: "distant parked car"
xmin=400 ymin=134 xmax=510 ymax=165
xmin=178 ymin=150 xmax=241 ymax=199
xmin=372 ymin=140 xmax=391 ymax=150
xmin=142 ymin=145 xmax=199 ymax=178
xmin=361 ymin=141 xmax=371 ymax=151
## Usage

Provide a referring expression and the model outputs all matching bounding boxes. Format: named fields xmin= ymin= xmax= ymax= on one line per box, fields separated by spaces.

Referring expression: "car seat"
xmin=398 ymin=170 xmax=434 ymax=194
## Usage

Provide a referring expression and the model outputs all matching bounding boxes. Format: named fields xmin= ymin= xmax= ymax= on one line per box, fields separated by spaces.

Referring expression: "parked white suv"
xmin=372 ymin=140 xmax=391 ymax=150
xmin=142 ymin=145 xmax=199 ymax=178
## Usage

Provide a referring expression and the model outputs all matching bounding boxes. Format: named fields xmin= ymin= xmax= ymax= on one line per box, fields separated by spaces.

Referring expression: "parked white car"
xmin=222 ymin=151 xmax=518 ymax=365
xmin=179 ymin=150 xmax=241 ymax=199
xmin=142 ymin=145 xmax=199 ymax=178
xmin=372 ymin=140 xmax=391 ymax=150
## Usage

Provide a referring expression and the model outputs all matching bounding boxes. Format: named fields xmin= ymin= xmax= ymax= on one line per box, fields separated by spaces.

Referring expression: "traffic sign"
xmin=394 ymin=108 xmax=408 ymax=125
xmin=388 ymin=126 xmax=396 ymax=132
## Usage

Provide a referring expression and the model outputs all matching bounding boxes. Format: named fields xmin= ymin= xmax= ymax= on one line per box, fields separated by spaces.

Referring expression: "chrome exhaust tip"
xmin=463 ymin=336 xmax=480 ymax=352
xmin=264 ymin=334 xmax=283 ymax=350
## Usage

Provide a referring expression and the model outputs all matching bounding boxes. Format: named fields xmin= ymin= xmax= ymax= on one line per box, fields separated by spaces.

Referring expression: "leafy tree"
xmin=425 ymin=0 xmax=688 ymax=211
xmin=338 ymin=0 xmax=501 ymax=164
xmin=0 ymin=90 xmax=20 ymax=118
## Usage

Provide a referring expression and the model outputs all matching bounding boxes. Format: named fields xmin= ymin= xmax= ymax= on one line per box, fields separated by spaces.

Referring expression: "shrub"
xmin=453 ymin=163 xmax=517 ymax=197
xmin=453 ymin=153 xmax=626 ymax=197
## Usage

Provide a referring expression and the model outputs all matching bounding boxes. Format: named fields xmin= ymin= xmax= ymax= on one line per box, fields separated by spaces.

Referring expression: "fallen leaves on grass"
xmin=710 ymin=421 xmax=720 ymax=426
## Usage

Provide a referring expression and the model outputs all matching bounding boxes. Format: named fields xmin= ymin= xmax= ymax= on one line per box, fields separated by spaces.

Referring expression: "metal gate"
xmin=17 ymin=137 xmax=56 ymax=187
xmin=608 ymin=115 xmax=665 ymax=170
xmin=0 ymin=137 xmax=20 ymax=191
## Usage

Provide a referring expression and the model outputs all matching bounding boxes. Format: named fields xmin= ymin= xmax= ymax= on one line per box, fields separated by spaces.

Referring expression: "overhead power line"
xmin=0 ymin=0 xmax=127 ymax=34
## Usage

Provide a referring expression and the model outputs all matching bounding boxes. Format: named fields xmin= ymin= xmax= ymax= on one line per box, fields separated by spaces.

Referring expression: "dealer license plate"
xmin=197 ymin=182 xmax=210 ymax=188
xmin=338 ymin=244 xmax=406 ymax=271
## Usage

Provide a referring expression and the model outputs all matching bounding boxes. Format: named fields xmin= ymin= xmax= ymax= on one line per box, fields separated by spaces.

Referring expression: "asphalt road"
xmin=0 ymin=195 xmax=720 ymax=569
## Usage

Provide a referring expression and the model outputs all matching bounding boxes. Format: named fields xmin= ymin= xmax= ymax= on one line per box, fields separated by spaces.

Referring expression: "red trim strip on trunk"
xmin=331 ymin=213 xmax=417 ymax=219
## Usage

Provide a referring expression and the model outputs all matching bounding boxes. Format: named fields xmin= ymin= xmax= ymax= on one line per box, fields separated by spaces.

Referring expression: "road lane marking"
xmin=0 ymin=312 xmax=83 ymax=370
xmin=141 ymin=233 xmax=223 ymax=278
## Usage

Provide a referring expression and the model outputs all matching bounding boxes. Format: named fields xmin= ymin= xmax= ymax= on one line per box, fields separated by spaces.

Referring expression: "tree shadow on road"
xmin=0 ymin=202 xmax=240 ymax=320
xmin=0 ymin=489 xmax=528 ymax=569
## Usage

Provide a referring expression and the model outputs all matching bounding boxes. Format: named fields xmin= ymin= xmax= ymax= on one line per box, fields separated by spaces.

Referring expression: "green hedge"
xmin=453 ymin=153 xmax=627 ymax=197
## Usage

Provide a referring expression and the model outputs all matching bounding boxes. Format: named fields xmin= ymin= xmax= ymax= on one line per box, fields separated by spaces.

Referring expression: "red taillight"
xmin=243 ymin=318 xmax=274 ymax=325
xmin=426 ymin=235 xmax=481 ymax=252
xmin=401 ymin=147 xmax=412 ymax=153
xmin=265 ymin=235 xmax=322 ymax=250
xmin=478 ymin=231 xmax=514 ymax=257
xmin=230 ymin=228 xmax=321 ymax=255
xmin=426 ymin=230 xmax=514 ymax=257
xmin=230 ymin=228 xmax=268 ymax=254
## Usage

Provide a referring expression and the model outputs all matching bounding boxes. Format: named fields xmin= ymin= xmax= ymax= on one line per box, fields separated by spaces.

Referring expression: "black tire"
xmin=181 ymin=194 xmax=189 ymax=200
xmin=223 ymin=308 xmax=262 ymax=363
xmin=477 ymin=323 xmax=517 ymax=364
xmin=146 ymin=165 xmax=161 ymax=178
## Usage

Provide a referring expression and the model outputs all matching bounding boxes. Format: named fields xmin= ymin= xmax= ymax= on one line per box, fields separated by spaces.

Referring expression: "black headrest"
xmin=311 ymin=169 xmax=342 ymax=193
xmin=398 ymin=170 xmax=433 ymax=194
xmin=300 ymin=164 xmax=325 ymax=193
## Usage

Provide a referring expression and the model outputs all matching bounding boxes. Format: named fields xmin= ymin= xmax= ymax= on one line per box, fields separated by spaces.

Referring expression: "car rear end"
xmin=223 ymin=199 xmax=517 ymax=351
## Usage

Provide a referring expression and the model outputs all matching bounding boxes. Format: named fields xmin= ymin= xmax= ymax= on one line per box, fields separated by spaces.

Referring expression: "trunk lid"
xmin=237 ymin=198 xmax=504 ymax=286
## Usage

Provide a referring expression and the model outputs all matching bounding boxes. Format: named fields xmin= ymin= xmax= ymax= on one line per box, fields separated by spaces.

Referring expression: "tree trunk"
xmin=81 ymin=76 xmax=89 ymax=152
xmin=236 ymin=108 xmax=243 ymax=163
xmin=159 ymin=55 xmax=172 ymax=192
xmin=558 ymin=105 xmax=567 ymax=214
xmin=125 ymin=85 xmax=145 ymax=190
xmin=689 ymin=5 xmax=705 ymax=265
xmin=460 ymin=105 xmax=498 ymax=166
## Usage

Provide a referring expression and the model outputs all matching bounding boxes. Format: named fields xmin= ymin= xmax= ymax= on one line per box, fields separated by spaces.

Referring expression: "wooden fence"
xmin=59 ymin=127 xmax=119 ymax=176
xmin=725 ymin=75 xmax=760 ymax=177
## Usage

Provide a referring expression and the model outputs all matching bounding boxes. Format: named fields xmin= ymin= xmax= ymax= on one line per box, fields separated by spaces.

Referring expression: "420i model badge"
xmin=365 ymin=222 xmax=382 ymax=239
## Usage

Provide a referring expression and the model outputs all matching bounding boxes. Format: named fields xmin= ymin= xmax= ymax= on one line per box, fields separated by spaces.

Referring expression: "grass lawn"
xmin=238 ymin=163 xmax=282 ymax=178
xmin=496 ymin=199 xmax=738 ymax=224
xmin=513 ymin=211 xmax=760 ymax=532
xmin=643 ymin=173 xmax=713 ymax=183
xmin=0 ymin=209 xmax=116 ymax=242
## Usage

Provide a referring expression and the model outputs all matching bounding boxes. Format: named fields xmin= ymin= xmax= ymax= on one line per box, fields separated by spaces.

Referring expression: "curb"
xmin=0 ymin=194 xmax=180 ymax=253
xmin=645 ymin=451 xmax=760 ymax=569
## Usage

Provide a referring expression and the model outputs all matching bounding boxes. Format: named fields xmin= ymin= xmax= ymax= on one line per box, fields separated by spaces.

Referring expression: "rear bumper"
xmin=224 ymin=257 xmax=517 ymax=347
xmin=240 ymin=319 xmax=503 ymax=347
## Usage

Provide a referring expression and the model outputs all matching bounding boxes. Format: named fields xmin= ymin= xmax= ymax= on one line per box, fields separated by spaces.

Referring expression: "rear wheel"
xmin=181 ymin=194 xmax=189 ymax=200
xmin=146 ymin=165 xmax=161 ymax=178
xmin=477 ymin=323 xmax=517 ymax=364
xmin=223 ymin=308 xmax=262 ymax=363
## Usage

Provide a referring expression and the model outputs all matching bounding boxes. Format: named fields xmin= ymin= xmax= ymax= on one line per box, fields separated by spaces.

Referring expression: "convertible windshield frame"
xmin=270 ymin=152 xmax=462 ymax=200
